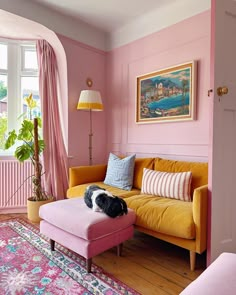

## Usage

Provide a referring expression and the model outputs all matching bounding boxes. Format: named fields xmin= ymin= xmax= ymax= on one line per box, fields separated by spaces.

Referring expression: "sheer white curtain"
xmin=36 ymin=39 xmax=68 ymax=200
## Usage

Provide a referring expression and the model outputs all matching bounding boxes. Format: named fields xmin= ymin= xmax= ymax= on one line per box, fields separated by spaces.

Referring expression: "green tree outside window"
xmin=0 ymin=80 xmax=7 ymax=99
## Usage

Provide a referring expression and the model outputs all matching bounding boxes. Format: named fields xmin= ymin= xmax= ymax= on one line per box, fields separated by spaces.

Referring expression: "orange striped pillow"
xmin=141 ymin=168 xmax=192 ymax=201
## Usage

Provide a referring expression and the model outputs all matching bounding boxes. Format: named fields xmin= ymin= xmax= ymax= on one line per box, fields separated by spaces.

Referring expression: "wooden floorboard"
xmin=0 ymin=213 xmax=206 ymax=294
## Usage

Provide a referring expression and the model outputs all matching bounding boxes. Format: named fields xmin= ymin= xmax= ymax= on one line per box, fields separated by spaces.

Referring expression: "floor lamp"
xmin=77 ymin=88 xmax=103 ymax=165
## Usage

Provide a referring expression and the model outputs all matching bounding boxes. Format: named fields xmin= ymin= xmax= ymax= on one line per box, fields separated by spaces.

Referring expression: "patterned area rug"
xmin=0 ymin=219 xmax=139 ymax=295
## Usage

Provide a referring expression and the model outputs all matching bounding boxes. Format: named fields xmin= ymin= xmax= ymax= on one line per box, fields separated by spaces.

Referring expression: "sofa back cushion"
xmin=133 ymin=158 xmax=154 ymax=189
xmin=154 ymin=158 xmax=208 ymax=195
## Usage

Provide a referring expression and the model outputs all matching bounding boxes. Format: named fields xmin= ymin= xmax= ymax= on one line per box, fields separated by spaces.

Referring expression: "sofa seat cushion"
xmin=67 ymin=181 xmax=140 ymax=199
xmin=125 ymin=194 xmax=195 ymax=239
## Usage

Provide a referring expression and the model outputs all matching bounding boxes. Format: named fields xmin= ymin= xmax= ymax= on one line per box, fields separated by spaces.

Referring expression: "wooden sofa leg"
xmin=86 ymin=258 xmax=92 ymax=273
xmin=117 ymin=243 xmax=123 ymax=256
xmin=50 ymin=239 xmax=55 ymax=251
xmin=190 ymin=251 xmax=196 ymax=271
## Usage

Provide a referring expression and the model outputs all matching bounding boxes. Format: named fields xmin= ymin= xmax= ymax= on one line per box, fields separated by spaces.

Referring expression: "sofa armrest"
xmin=69 ymin=164 xmax=107 ymax=188
xmin=192 ymin=184 xmax=208 ymax=253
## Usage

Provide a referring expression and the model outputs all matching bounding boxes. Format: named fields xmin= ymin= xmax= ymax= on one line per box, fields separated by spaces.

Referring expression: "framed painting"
xmin=136 ymin=61 xmax=197 ymax=123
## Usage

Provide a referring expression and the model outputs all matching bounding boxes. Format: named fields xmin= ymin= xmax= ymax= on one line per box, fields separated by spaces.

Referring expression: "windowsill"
xmin=0 ymin=150 xmax=15 ymax=160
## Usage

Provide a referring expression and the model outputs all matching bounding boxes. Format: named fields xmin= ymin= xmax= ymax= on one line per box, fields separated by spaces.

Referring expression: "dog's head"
xmin=91 ymin=190 xmax=108 ymax=212
xmin=95 ymin=195 xmax=128 ymax=218
xmin=84 ymin=185 xmax=106 ymax=212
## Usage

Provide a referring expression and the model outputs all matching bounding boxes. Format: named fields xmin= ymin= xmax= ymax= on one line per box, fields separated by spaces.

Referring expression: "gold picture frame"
xmin=136 ymin=61 xmax=197 ymax=123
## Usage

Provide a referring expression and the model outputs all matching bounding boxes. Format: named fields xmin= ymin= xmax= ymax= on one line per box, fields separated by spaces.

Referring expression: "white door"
xmin=210 ymin=0 xmax=236 ymax=262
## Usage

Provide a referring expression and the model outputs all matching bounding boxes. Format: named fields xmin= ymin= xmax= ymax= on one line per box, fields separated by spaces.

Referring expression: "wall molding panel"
xmin=106 ymin=11 xmax=210 ymax=163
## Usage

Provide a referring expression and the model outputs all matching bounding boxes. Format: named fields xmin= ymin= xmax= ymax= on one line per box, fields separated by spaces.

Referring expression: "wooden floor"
xmin=0 ymin=213 xmax=206 ymax=295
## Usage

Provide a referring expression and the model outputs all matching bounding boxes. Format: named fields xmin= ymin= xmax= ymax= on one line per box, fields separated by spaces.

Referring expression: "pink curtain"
xmin=36 ymin=39 xmax=68 ymax=200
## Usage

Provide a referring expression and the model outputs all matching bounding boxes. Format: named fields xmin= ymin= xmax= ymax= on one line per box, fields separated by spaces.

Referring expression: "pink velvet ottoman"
xmin=39 ymin=198 xmax=136 ymax=272
xmin=180 ymin=252 xmax=236 ymax=294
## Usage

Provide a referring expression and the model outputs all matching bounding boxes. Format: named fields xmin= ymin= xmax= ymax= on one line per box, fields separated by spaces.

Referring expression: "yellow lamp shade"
xmin=77 ymin=90 xmax=103 ymax=111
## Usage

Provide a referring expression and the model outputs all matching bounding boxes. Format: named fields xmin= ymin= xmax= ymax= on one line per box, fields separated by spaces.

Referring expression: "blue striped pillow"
xmin=104 ymin=153 xmax=136 ymax=191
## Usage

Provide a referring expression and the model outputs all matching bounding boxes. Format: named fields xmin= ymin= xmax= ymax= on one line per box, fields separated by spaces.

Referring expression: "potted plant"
xmin=4 ymin=94 xmax=53 ymax=222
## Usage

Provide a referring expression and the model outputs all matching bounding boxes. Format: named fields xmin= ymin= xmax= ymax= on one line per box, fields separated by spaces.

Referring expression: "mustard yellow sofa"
xmin=67 ymin=157 xmax=208 ymax=271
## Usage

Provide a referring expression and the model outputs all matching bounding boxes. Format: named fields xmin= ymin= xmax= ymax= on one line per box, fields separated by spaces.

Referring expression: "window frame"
xmin=0 ymin=39 xmax=39 ymax=156
xmin=0 ymin=42 xmax=7 ymax=70
xmin=21 ymin=44 xmax=39 ymax=74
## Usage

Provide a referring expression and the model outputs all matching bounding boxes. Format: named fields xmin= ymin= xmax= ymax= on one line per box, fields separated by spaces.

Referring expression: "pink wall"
xmin=106 ymin=11 xmax=211 ymax=162
xmin=58 ymin=36 xmax=107 ymax=167
xmin=0 ymin=9 xmax=210 ymax=170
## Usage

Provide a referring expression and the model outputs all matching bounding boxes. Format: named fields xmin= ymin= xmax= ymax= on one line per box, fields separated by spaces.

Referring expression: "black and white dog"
xmin=84 ymin=185 xmax=128 ymax=218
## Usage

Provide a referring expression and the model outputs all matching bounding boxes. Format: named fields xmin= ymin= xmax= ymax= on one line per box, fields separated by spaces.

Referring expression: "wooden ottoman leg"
xmin=117 ymin=243 xmax=123 ymax=256
xmin=50 ymin=239 xmax=55 ymax=251
xmin=86 ymin=258 xmax=92 ymax=273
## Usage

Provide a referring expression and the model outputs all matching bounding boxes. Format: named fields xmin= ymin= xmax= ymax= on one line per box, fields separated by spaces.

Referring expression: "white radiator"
xmin=0 ymin=160 xmax=33 ymax=213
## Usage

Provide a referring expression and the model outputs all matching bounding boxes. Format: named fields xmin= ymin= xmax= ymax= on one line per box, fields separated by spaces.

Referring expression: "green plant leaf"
xmin=4 ymin=130 xmax=17 ymax=149
xmin=0 ymin=116 xmax=7 ymax=149
xmin=15 ymin=144 xmax=33 ymax=162
xmin=38 ymin=140 xmax=45 ymax=153
xmin=37 ymin=117 xmax=42 ymax=128
xmin=18 ymin=120 xmax=34 ymax=141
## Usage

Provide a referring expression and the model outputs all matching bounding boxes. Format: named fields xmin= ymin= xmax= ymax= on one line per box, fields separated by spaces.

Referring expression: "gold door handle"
xmin=217 ymin=86 xmax=228 ymax=96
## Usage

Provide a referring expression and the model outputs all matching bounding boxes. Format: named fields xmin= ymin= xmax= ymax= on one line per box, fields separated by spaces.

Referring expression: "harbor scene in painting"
xmin=139 ymin=66 xmax=192 ymax=120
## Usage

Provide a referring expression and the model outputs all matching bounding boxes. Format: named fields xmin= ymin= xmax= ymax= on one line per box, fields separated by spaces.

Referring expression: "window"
xmin=0 ymin=40 xmax=40 ymax=154
xmin=0 ymin=44 xmax=7 ymax=151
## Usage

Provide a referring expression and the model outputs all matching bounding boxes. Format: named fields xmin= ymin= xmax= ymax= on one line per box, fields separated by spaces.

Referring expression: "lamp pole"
xmin=89 ymin=109 xmax=93 ymax=166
